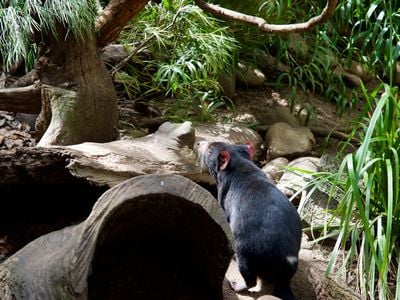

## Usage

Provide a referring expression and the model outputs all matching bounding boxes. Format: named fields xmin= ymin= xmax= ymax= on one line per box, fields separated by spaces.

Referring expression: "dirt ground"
xmin=227 ymin=86 xmax=364 ymax=155
xmin=231 ymin=86 xmax=363 ymax=128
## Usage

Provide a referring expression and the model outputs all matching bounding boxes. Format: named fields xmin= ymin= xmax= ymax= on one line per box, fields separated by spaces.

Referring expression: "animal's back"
xmin=227 ymin=162 xmax=301 ymax=291
xmin=227 ymin=162 xmax=301 ymax=246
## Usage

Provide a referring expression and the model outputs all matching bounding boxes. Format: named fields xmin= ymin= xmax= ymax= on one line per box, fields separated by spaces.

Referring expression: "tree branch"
xmin=0 ymin=84 xmax=41 ymax=114
xmin=96 ymin=0 xmax=150 ymax=47
xmin=10 ymin=69 xmax=39 ymax=88
xmin=194 ymin=0 xmax=338 ymax=33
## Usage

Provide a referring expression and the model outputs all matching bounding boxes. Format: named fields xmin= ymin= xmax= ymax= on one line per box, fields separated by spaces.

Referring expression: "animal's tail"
xmin=273 ymin=282 xmax=296 ymax=300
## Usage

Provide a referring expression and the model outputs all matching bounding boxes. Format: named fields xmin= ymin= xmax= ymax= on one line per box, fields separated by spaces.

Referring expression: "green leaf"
xmin=366 ymin=3 xmax=379 ymax=19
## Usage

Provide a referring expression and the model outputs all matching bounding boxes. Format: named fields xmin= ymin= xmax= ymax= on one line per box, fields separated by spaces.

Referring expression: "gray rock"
xmin=257 ymin=52 xmax=290 ymax=74
xmin=261 ymin=157 xmax=289 ymax=183
xmin=101 ymin=44 xmax=131 ymax=66
xmin=265 ymin=122 xmax=315 ymax=160
xmin=236 ymin=63 xmax=266 ymax=87
xmin=277 ymin=157 xmax=320 ymax=198
xmin=218 ymin=71 xmax=236 ymax=99
xmin=342 ymin=60 xmax=373 ymax=83
xmin=194 ymin=123 xmax=263 ymax=161
xmin=155 ymin=121 xmax=195 ymax=149
xmin=258 ymin=106 xmax=297 ymax=127
xmin=277 ymin=156 xmax=341 ymax=239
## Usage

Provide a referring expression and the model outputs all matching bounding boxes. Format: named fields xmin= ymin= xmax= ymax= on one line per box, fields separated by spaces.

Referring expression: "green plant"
xmin=335 ymin=0 xmax=400 ymax=84
xmin=0 ymin=0 xmax=97 ymax=71
xmin=117 ymin=0 xmax=238 ymax=121
xmin=214 ymin=1 xmax=400 ymax=113
xmin=156 ymin=89 xmax=234 ymax=122
xmin=300 ymin=83 xmax=400 ymax=299
xmin=197 ymin=91 xmax=234 ymax=122
xmin=214 ymin=0 xmax=353 ymax=111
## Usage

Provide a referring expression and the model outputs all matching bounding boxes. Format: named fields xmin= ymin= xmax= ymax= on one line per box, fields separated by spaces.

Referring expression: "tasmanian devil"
xmin=197 ymin=141 xmax=302 ymax=300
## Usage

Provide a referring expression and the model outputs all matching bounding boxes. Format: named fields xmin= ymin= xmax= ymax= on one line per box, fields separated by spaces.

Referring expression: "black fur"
xmin=198 ymin=141 xmax=302 ymax=300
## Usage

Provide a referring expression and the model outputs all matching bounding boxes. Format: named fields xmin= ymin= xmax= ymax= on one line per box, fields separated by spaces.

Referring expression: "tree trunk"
xmin=35 ymin=26 xmax=118 ymax=146
xmin=0 ymin=174 xmax=233 ymax=300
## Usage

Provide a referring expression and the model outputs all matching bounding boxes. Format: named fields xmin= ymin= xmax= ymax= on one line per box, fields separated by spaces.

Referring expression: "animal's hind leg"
xmin=229 ymin=254 xmax=257 ymax=292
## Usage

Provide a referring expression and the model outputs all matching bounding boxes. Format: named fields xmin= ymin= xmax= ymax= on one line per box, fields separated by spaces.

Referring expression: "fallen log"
xmin=0 ymin=122 xmax=263 ymax=187
xmin=0 ymin=84 xmax=41 ymax=114
xmin=0 ymin=174 xmax=233 ymax=300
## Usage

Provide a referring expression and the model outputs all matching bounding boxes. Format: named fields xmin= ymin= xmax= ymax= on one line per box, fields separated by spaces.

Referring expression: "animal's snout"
xmin=197 ymin=140 xmax=209 ymax=156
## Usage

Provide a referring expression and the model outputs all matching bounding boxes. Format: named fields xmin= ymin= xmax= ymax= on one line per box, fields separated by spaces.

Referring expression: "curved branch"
xmin=0 ymin=84 xmax=41 ymax=114
xmin=194 ymin=0 xmax=338 ymax=33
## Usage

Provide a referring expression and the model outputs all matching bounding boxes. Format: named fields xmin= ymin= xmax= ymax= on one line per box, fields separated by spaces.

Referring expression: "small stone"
xmin=236 ymin=62 xmax=266 ymax=87
xmin=5 ymin=139 xmax=14 ymax=149
xmin=261 ymin=157 xmax=289 ymax=183
xmin=13 ymin=139 xmax=24 ymax=148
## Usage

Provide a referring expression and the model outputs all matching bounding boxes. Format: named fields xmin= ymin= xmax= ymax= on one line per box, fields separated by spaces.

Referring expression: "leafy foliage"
xmin=217 ymin=0 xmax=400 ymax=112
xmin=335 ymin=0 xmax=400 ymax=85
xmin=213 ymin=0 xmax=347 ymax=110
xmin=0 ymin=0 xmax=97 ymax=70
xmin=300 ymin=84 xmax=400 ymax=299
xmin=117 ymin=0 xmax=238 ymax=122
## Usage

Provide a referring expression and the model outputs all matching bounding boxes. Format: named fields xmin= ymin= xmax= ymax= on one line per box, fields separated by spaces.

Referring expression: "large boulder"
xmin=194 ymin=123 xmax=264 ymax=161
xmin=265 ymin=122 xmax=316 ymax=160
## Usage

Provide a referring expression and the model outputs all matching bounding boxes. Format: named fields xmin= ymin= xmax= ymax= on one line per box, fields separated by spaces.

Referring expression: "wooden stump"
xmin=0 ymin=174 xmax=233 ymax=300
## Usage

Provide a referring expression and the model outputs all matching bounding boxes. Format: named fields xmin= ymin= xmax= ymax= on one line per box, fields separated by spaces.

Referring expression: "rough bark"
xmin=10 ymin=69 xmax=39 ymax=88
xmin=194 ymin=0 xmax=338 ymax=33
xmin=0 ymin=122 xmax=263 ymax=187
xmin=0 ymin=85 xmax=41 ymax=114
xmin=1 ymin=0 xmax=151 ymax=144
xmin=0 ymin=174 xmax=233 ymax=300
xmin=0 ymin=147 xmax=76 ymax=186
xmin=96 ymin=0 xmax=150 ymax=47
xmin=35 ymin=25 xmax=118 ymax=146
xmin=0 ymin=44 xmax=130 ymax=117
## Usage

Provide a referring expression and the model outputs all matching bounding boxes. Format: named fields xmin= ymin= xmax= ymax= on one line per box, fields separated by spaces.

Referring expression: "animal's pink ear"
xmin=245 ymin=142 xmax=255 ymax=160
xmin=219 ymin=150 xmax=230 ymax=170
